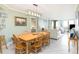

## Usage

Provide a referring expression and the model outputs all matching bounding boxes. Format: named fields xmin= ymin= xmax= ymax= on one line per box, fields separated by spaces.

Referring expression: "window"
xmin=62 ymin=20 xmax=68 ymax=28
xmin=52 ymin=21 xmax=54 ymax=29
xmin=75 ymin=19 xmax=78 ymax=27
xmin=69 ymin=20 xmax=75 ymax=24
xmin=56 ymin=21 xmax=60 ymax=29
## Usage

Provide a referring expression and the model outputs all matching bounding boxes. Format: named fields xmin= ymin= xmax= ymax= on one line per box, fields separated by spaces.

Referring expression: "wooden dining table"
xmin=18 ymin=31 xmax=49 ymax=54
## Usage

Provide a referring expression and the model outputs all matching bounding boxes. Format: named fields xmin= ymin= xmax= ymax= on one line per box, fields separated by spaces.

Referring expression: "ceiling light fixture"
xmin=33 ymin=4 xmax=38 ymax=7
xmin=33 ymin=4 xmax=40 ymax=17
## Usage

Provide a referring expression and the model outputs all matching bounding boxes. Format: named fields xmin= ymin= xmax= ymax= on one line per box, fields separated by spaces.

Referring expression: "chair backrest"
xmin=39 ymin=36 xmax=42 ymax=43
xmin=46 ymin=33 xmax=50 ymax=39
xmin=13 ymin=34 xmax=17 ymax=39
xmin=12 ymin=34 xmax=25 ymax=45
xmin=12 ymin=37 xmax=15 ymax=44
xmin=35 ymin=36 xmax=42 ymax=46
xmin=0 ymin=35 xmax=7 ymax=49
xmin=12 ymin=34 xmax=20 ymax=45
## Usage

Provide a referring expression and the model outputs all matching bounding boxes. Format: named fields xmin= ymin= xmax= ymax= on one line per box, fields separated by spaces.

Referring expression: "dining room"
xmin=0 ymin=4 xmax=79 ymax=54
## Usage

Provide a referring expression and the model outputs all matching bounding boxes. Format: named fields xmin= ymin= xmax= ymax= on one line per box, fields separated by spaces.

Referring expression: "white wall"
xmin=0 ymin=4 xmax=77 ymax=45
xmin=6 ymin=4 xmax=77 ymax=20
xmin=0 ymin=6 xmax=31 ymax=44
xmin=38 ymin=19 xmax=48 ymax=31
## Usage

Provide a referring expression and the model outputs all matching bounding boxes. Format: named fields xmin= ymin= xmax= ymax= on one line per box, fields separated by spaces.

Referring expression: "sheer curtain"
xmin=62 ymin=20 xmax=68 ymax=28
xmin=69 ymin=20 xmax=75 ymax=24
xmin=56 ymin=21 xmax=60 ymax=30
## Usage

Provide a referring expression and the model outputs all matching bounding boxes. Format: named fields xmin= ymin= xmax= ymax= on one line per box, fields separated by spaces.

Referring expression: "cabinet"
xmin=30 ymin=17 xmax=38 ymax=32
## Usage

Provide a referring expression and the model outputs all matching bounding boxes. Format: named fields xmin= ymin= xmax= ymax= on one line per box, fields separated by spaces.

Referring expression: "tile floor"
xmin=2 ymin=33 xmax=79 ymax=54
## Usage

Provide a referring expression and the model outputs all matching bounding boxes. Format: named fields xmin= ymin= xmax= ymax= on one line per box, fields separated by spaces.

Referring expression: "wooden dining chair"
xmin=46 ymin=32 xmax=50 ymax=44
xmin=0 ymin=38 xmax=2 ymax=53
xmin=39 ymin=33 xmax=45 ymax=46
xmin=30 ymin=36 xmax=42 ymax=53
xmin=0 ymin=35 xmax=8 ymax=54
xmin=42 ymin=33 xmax=50 ymax=46
xmin=0 ymin=35 xmax=8 ymax=49
xmin=12 ymin=34 xmax=26 ymax=54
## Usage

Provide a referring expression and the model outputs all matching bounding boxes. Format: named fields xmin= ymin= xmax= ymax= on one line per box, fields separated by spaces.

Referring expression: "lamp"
xmin=26 ymin=4 xmax=41 ymax=17
xmin=33 ymin=4 xmax=40 ymax=17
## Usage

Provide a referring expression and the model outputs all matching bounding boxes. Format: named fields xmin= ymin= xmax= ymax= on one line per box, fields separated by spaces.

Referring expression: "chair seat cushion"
xmin=16 ymin=44 xmax=26 ymax=49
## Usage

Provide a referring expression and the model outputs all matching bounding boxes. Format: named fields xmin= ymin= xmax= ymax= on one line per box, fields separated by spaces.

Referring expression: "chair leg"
xmin=0 ymin=43 xmax=2 ymax=53
xmin=74 ymin=39 xmax=75 ymax=46
xmin=68 ymin=38 xmax=70 ymax=52
xmin=15 ymin=49 xmax=19 ymax=54
xmin=15 ymin=49 xmax=17 ymax=54
xmin=0 ymin=47 xmax=2 ymax=53
xmin=77 ymin=39 xmax=78 ymax=54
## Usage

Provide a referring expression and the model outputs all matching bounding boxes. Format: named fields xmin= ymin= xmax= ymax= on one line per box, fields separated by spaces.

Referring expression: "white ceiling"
xmin=5 ymin=4 xmax=78 ymax=20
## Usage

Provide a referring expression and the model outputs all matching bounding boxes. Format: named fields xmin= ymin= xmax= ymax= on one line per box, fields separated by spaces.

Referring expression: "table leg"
xmin=77 ymin=38 xmax=78 ymax=54
xmin=26 ymin=42 xmax=29 ymax=54
xmin=68 ymin=38 xmax=70 ymax=52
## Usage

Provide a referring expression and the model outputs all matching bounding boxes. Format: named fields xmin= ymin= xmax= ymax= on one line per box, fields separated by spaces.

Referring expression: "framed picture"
xmin=15 ymin=17 xmax=27 ymax=26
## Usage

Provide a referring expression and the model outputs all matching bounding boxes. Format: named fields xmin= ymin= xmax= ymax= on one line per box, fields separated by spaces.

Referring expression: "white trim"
xmin=2 ymin=5 xmax=42 ymax=17
xmin=2 ymin=4 xmax=27 ymax=14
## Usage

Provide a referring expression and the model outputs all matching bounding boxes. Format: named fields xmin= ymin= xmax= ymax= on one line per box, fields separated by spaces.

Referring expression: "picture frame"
xmin=15 ymin=16 xmax=27 ymax=26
